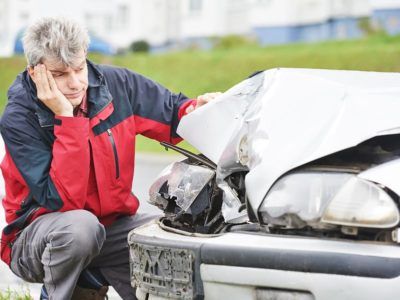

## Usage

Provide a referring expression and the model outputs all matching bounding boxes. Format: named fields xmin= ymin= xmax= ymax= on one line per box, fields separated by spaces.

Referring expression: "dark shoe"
xmin=71 ymin=285 xmax=109 ymax=300
xmin=40 ymin=268 xmax=109 ymax=300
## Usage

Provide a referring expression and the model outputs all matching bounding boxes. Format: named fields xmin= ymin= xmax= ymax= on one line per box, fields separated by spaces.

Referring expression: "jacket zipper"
xmin=107 ymin=129 xmax=120 ymax=179
xmin=27 ymin=207 xmax=40 ymax=222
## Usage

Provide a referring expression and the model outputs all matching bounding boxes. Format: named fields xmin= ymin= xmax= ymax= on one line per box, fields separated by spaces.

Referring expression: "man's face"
xmin=39 ymin=50 xmax=88 ymax=108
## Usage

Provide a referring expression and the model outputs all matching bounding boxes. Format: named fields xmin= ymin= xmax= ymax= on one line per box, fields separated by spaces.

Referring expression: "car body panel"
xmin=130 ymin=68 xmax=400 ymax=299
xmin=130 ymin=221 xmax=400 ymax=300
xmin=358 ymin=157 xmax=400 ymax=196
xmin=178 ymin=68 xmax=400 ymax=219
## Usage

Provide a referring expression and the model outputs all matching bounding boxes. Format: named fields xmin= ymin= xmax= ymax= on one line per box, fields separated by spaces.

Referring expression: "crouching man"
xmin=0 ymin=17 xmax=219 ymax=299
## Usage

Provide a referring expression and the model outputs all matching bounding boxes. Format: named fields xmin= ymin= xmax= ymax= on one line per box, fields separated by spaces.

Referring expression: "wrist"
xmin=55 ymin=109 xmax=73 ymax=117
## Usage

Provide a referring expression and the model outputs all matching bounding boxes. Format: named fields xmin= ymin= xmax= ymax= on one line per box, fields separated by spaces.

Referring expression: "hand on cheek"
xmin=31 ymin=64 xmax=74 ymax=117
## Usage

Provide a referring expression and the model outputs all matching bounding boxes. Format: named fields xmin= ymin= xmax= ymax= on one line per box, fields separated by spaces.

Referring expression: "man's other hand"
xmin=185 ymin=92 xmax=222 ymax=114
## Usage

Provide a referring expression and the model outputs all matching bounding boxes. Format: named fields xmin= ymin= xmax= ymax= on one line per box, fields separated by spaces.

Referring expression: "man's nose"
xmin=67 ymin=73 xmax=81 ymax=89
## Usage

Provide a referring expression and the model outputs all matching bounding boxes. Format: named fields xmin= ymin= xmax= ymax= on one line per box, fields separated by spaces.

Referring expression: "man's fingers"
xmin=196 ymin=96 xmax=208 ymax=106
xmin=208 ymin=92 xmax=222 ymax=97
xmin=185 ymin=105 xmax=195 ymax=114
xmin=32 ymin=65 xmax=40 ymax=85
xmin=33 ymin=65 xmax=45 ymax=98
xmin=38 ymin=65 xmax=46 ymax=86
xmin=196 ymin=92 xmax=222 ymax=108
xmin=41 ymin=66 xmax=52 ymax=96
xmin=30 ymin=65 xmax=73 ymax=116
xmin=47 ymin=70 xmax=58 ymax=92
xmin=36 ymin=65 xmax=52 ymax=99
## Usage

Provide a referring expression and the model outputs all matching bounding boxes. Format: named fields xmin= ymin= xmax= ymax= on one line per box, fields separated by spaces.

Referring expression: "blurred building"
xmin=1 ymin=0 xmax=400 ymax=57
xmin=176 ymin=0 xmax=250 ymax=50
xmin=178 ymin=0 xmax=400 ymax=47
xmin=0 ymin=0 xmax=34 ymax=57
xmin=371 ymin=0 xmax=400 ymax=34
xmin=249 ymin=0 xmax=371 ymax=45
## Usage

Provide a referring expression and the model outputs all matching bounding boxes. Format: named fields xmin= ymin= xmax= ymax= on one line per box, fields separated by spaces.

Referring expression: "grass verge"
xmin=2 ymin=34 xmax=400 ymax=152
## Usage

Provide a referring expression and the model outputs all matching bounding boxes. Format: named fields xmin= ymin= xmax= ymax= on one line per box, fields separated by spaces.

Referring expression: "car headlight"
xmin=148 ymin=161 xmax=215 ymax=212
xmin=321 ymin=176 xmax=399 ymax=228
xmin=259 ymin=171 xmax=400 ymax=229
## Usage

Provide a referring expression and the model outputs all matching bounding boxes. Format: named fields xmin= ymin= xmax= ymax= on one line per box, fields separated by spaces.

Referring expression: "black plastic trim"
xmin=131 ymin=231 xmax=400 ymax=279
xmin=201 ymin=243 xmax=400 ymax=279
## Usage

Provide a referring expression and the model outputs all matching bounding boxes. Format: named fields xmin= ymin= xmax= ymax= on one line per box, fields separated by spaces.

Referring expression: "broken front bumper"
xmin=128 ymin=220 xmax=400 ymax=300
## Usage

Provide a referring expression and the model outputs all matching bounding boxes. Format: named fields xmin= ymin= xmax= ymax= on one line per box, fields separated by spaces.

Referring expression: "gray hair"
xmin=23 ymin=17 xmax=90 ymax=67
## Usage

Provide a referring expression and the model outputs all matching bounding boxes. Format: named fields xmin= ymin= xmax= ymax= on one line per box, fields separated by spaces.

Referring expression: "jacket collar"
xmin=25 ymin=59 xmax=113 ymax=128
xmin=86 ymin=60 xmax=113 ymax=119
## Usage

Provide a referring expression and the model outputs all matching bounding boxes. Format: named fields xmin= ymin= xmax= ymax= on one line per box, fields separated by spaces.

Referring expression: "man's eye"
xmin=52 ymin=73 xmax=63 ymax=77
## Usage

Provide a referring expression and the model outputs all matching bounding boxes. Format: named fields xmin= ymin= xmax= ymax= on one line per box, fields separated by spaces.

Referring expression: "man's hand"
xmin=185 ymin=92 xmax=222 ymax=114
xmin=30 ymin=64 xmax=74 ymax=117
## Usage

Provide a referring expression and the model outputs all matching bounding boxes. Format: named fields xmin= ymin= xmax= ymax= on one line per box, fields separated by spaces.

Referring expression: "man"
xmin=0 ymin=17 xmax=219 ymax=299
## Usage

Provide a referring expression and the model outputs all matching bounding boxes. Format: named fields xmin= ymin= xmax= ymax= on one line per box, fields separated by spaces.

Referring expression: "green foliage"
xmin=0 ymin=56 xmax=26 ymax=113
xmin=129 ymin=40 xmax=150 ymax=53
xmin=358 ymin=17 xmax=385 ymax=36
xmin=213 ymin=34 xmax=257 ymax=49
xmin=0 ymin=287 xmax=32 ymax=300
xmin=3 ymin=35 xmax=400 ymax=152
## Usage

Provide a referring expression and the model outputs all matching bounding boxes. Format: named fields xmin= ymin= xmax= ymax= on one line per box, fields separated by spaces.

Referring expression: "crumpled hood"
xmin=178 ymin=68 xmax=400 ymax=221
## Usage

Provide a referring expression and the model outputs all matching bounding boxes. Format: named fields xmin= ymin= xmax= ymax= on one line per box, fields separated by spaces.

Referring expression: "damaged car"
xmin=128 ymin=68 xmax=400 ymax=300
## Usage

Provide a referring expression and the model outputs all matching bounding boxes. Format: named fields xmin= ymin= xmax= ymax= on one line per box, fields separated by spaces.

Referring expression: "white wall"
xmin=0 ymin=0 xmax=11 ymax=56
xmin=0 ymin=0 xmax=35 ymax=56
xmin=130 ymin=0 xmax=181 ymax=46
xmin=370 ymin=0 xmax=400 ymax=9
xmin=180 ymin=0 xmax=225 ymax=38
xmin=179 ymin=0 xmax=251 ymax=40
xmin=0 ymin=0 xmax=394 ymax=57
xmin=30 ymin=0 xmax=134 ymax=49
xmin=0 ymin=0 xmax=176 ymax=54
xmin=249 ymin=0 xmax=371 ymax=28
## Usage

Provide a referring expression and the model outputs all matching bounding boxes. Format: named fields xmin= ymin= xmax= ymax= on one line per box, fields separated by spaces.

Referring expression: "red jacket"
xmin=0 ymin=61 xmax=195 ymax=265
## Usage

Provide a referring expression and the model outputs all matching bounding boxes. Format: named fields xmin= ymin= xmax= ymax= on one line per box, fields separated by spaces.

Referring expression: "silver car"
xmin=129 ymin=68 xmax=400 ymax=300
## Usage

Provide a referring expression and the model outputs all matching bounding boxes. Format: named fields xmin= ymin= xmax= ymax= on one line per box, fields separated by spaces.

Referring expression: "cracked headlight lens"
xmin=259 ymin=172 xmax=400 ymax=229
xmin=148 ymin=161 xmax=215 ymax=212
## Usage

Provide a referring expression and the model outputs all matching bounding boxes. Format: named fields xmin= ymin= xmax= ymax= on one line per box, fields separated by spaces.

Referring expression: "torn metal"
xmin=178 ymin=68 xmax=400 ymax=222
xmin=148 ymin=144 xmax=226 ymax=233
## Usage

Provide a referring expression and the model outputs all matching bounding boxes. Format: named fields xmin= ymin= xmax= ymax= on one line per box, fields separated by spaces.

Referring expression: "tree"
xmin=129 ymin=40 xmax=150 ymax=53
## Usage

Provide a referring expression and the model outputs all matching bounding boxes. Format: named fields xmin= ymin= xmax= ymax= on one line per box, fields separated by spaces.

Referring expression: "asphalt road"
xmin=0 ymin=145 xmax=183 ymax=299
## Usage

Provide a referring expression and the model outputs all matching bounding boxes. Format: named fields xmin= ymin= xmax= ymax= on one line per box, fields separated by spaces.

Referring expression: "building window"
xmin=257 ymin=0 xmax=271 ymax=6
xmin=388 ymin=16 xmax=399 ymax=30
xmin=118 ymin=4 xmax=129 ymax=29
xmin=189 ymin=0 xmax=202 ymax=13
xmin=85 ymin=13 xmax=95 ymax=29
xmin=104 ymin=15 xmax=113 ymax=32
xmin=19 ymin=12 xmax=30 ymax=23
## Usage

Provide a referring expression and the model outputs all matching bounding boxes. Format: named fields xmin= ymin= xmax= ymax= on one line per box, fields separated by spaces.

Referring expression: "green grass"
xmin=0 ymin=287 xmax=32 ymax=300
xmin=2 ymin=34 xmax=400 ymax=153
